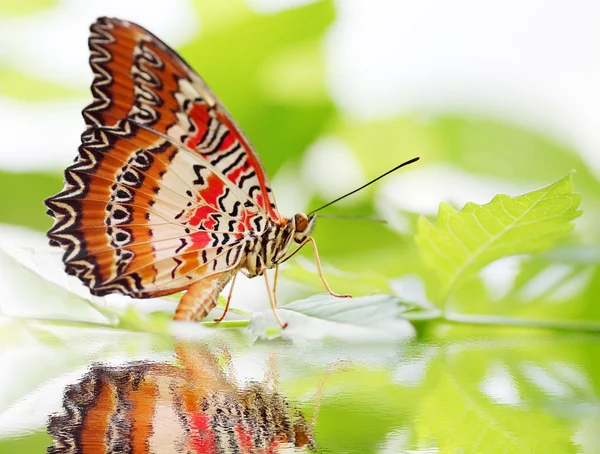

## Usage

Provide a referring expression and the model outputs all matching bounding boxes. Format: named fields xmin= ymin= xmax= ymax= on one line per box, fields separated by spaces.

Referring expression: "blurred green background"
xmin=1 ymin=0 xmax=600 ymax=452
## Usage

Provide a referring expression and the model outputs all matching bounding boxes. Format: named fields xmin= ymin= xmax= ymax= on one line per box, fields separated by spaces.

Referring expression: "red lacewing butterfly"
xmin=47 ymin=345 xmax=315 ymax=453
xmin=45 ymin=17 xmax=419 ymax=327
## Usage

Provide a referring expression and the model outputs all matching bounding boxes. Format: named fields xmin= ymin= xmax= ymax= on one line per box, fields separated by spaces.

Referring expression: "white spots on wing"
xmin=177 ymin=78 xmax=199 ymax=102
xmin=175 ymin=112 xmax=194 ymax=131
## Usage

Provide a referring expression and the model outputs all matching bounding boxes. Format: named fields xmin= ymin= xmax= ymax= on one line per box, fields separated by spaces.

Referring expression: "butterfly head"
xmin=293 ymin=213 xmax=316 ymax=243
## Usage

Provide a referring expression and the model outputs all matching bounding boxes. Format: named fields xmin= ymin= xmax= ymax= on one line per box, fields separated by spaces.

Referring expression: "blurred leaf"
xmin=282 ymin=257 xmax=391 ymax=296
xmin=336 ymin=115 xmax=440 ymax=179
xmin=309 ymin=199 xmax=410 ymax=256
xmin=289 ymin=197 xmax=420 ymax=284
xmin=114 ymin=306 xmax=172 ymax=333
xmin=182 ymin=0 xmax=336 ymax=174
xmin=415 ymin=335 xmax=583 ymax=453
xmin=0 ymin=170 xmax=61 ymax=231
xmin=416 ymin=173 xmax=581 ymax=304
xmin=0 ymin=247 xmax=113 ymax=325
xmin=435 ymin=116 xmax=600 ymax=197
xmin=448 ymin=247 xmax=600 ymax=327
xmin=338 ymin=114 xmax=600 ymax=200
xmin=257 ymin=42 xmax=328 ymax=105
xmin=0 ymin=0 xmax=57 ymax=16
xmin=0 ymin=66 xmax=84 ymax=101
xmin=0 ymin=225 xmax=178 ymax=326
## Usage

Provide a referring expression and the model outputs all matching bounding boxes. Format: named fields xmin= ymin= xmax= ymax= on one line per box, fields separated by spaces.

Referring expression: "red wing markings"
xmin=97 ymin=113 xmax=262 ymax=218
xmin=214 ymin=110 xmax=280 ymax=220
xmin=96 ymin=108 xmax=272 ymax=236
xmin=82 ymin=128 xmax=254 ymax=230
xmin=68 ymin=227 xmax=246 ymax=262
xmin=71 ymin=197 xmax=244 ymax=238
xmin=90 ymin=125 xmax=235 ymax=214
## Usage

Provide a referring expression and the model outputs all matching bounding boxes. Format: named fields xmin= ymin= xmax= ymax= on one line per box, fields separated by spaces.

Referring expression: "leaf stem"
xmin=201 ymin=320 xmax=250 ymax=329
xmin=444 ymin=312 xmax=600 ymax=332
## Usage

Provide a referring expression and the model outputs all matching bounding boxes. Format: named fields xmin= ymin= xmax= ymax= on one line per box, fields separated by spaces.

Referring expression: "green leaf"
xmin=416 ymin=173 xmax=581 ymax=304
xmin=445 ymin=248 xmax=600 ymax=328
xmin=414 ymin=331 xmax=584 ymax=453
xmin=249 ymin=294 xmax=415 ymax=340
xmin=282 ymin=294 xmax=410 ymax=325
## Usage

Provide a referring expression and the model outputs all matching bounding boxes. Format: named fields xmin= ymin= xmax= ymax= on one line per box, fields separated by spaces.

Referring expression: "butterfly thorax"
xmin=243 ymin=213 xmax=315 ymax=278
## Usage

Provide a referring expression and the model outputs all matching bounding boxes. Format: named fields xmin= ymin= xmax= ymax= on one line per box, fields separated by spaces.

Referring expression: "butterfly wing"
xmin=48 ymin=355 xmax=313 ymax=453
xmin=45 ymin=17 xmax=279 ymax=297
xmin=47 ymin=363 xmax=199 ymax=453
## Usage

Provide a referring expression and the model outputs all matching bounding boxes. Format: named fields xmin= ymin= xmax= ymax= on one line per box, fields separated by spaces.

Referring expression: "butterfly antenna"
xmin=308 ymin=157 xmax=420 ymax=215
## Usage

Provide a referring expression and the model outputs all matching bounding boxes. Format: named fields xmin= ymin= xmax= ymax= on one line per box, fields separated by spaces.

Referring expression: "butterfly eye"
xmin=294 ymin=213 xmax=309 ymax=233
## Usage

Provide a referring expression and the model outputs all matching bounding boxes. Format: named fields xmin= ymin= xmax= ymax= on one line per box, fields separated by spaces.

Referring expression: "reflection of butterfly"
xmin=45 ymin=17 xmax=349 ymax=326
xmin=47 ymin=345 xmax=315 ymax=453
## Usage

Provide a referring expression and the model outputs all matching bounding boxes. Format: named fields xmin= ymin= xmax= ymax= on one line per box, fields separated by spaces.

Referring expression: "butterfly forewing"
xmin=84 ymin=17 xmax=279 ymax=218
xmin=46 ymin=17 xmax=280 ymax=298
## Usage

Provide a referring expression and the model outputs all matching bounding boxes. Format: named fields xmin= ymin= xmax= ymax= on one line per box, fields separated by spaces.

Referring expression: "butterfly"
xmin=45 ymin=17 xmax=350 ymax=327
xmin=47 ymin=344 xmax=315 ymax=453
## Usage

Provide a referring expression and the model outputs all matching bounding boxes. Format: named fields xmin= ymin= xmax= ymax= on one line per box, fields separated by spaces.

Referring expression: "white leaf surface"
xmin=249 ymin=294 xmax=415 ymax=342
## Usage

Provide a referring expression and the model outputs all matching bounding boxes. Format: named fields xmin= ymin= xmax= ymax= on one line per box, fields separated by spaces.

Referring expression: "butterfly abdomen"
xmin=174 ymin=269 xmax=237 ymax=321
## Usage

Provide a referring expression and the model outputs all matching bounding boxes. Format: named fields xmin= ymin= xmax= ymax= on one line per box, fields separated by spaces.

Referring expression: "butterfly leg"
xmin=263 ymin=267 xmax=288 ymax=329
xmin=273 ymin=264 xmax=279 ymax=305
xmin=307 ymin=236 xmax=352 ymax=298
xmin=264 ymin=350 xmax=280 ymax=391
xmin=214 ymin=272 xmax=238 ymax=322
